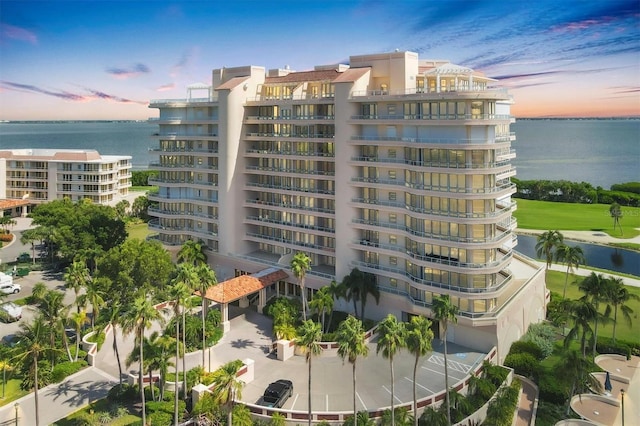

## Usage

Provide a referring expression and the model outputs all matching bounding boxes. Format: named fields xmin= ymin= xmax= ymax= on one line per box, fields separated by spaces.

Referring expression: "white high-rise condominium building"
xmin=0 ymin=149 xmax=132 ymax=208
xmin=149 ymin=51 xmax=546 ymax=361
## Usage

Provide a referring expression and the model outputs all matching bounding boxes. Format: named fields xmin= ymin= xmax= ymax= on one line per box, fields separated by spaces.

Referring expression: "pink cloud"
xmin=0 ymin=23 xmax=37 ymax=44
xmin=106 ymin=63 xmax=151 ymax=79
xmin=157 ymin=83 xmax=175 ymax=92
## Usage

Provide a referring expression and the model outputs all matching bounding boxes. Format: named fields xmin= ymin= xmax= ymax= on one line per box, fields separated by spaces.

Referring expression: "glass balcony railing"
xmin=350 ymin=135 xmax=513 ymax=144
xmin=351 ymin=178 xmax=516 ymax=195
xmin=350 ymin=113 xmax=512 ymax=121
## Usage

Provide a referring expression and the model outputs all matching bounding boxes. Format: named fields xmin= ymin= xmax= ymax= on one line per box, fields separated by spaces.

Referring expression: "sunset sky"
xmin=1 ymin=0 xmax=639 ymax=120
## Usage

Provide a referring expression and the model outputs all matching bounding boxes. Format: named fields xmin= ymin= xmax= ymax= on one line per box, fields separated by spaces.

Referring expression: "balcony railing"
xmin=350 ymin=87 xmax=509 ymax=98
xmin=351 ymin=218 xmax=512 ymax=244
xmin=350 ymin=197 xmax=514 ymax=219
xmin=245 ymin=115 xmax=335 ymax=120
xmin=246 ymin=149 xmax=334 ymax=158
xmin=350 ymin=156 xmax=512 ymax=170
xmin=246 ymin=133 xmax=335 ymax=139
xmin=245 ymin=199 xmax=335 ymax=215
xmin=149 ymin=97 xmax=218 ymax=105
xmin=350 ymin=135 xmax=513 ymax=145
xmin=351 ymin=178 xmax=516 ymax=195
xmin=350 ymin=113 xmax=512 ymax=121
xmin=246 ymin=216 xmax=334 ymax=233
xmin=245 ymin=166 xmax=334 ymax=176
xmin=245 ymin=232 xmax=335 ymax=253
xmin=148 ymin=206 xmax=217 ymax=220
xmin=246 ymin=182 xmax=334 ymax=195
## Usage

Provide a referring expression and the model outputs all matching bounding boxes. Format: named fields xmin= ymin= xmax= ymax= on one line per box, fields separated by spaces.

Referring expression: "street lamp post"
xmin=621 ymin=389 xmax=625 ymax=426
xmin=14 ymin=402 xmax=18 ymax=426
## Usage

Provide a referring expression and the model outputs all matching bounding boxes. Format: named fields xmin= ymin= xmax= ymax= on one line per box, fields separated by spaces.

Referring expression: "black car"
xmin=259 ymin=379 xmax=293 ymax=408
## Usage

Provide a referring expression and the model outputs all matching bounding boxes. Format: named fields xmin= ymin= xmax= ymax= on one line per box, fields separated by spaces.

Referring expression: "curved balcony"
xmin=350 ymin=178 xmax=516 ymax=198
xmin=245 ymin=232 xmax=335 ymax=255
xmin=245 ymin=182 xmax=334 ymax=196
xmin=149 ymin=220 xmax=218 ymax=238
xmin=352 ymin=260 xmax=513 ymax=296
xmin=351 ymin=218 xmax=512 ymax=247
xmin=245 ymin=133 xmax=334 ymax=141
xmin=244 ymin=199 xmax=335 ymax=215
xmin=350 ymin=134 xmax=514 ymax=146
xmin=148 ymin=206 xmax=217 ymax=221
xmin=350 ymin=156 xmax=513 ymax=173
xmin=245 ymin=166 xmax=334 ymax=177
xmin=245 ymin=149 xmax=334 ymax=158
xmin=148 ymin=193 xmax=218 ymax=205
xmin=245 ymin=216 xmax=334 ymax=235
xmin=351 ymin=241 xmax=511 ymax=272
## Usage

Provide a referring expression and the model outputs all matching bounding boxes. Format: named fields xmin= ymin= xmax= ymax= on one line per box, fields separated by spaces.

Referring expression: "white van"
xmin=0 ymin=302 xmax=22 ymax=322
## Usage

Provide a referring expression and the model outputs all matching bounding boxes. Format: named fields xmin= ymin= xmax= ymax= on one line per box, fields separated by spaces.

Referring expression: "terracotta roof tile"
xmin=198 ymin=268 xmax=288 ymax=303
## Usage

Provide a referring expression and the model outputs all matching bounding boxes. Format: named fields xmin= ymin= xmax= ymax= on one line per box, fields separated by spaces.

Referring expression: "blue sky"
xmin=0 ymin=0 xmax=639 ymax=120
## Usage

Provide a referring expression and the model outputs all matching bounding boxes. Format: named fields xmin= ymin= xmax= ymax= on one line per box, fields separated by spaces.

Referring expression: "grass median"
xmin=513 ymin=199 xmax=640 ymax=239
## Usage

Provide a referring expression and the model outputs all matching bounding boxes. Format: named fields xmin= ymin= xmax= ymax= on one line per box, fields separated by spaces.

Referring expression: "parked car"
xmin=259 ymin=379 xmax=293 ymax=408
xmin=0 ymin=302 xmax=22 ymax=322
xmin=0 ymin=282 xmax=21 ymax=294
xmin=1 ymin=334 xmax=20 ymax=347
xmin=17 ymin=252 xmax=31 ymax=263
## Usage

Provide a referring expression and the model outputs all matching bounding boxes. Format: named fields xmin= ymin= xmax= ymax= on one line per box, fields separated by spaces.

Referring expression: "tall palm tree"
xmin=609 ymin=202 xmax=623 ymax=235
xmin=12 ymin=316 xmax=60 ymax=426
xmin=169 ymin=278 xmax=191 ymax=416
xmin=327 ymin=280 xmax=346 ymax=331
xmin=336 ymin=315 xmax=369 ymax=425
xmin=291 ymin=252 xmax=312 ymax=320
xmin=173 ymin=262 xmax=199 ymax=396
xmin=343 ymin=268 xmax=380 ymax=321
xmin=376 ymin=314 xmax=406 ymax=426
xmin=607 ymin=277 xmax=639 ymax=343
xmin=555 ymin=244 xmax=586 ymax=299
xmin=122 ymin=294 xmax=163 ymax=426
xmin=69 ymin=309 xmax=88 ymax=361
xmin=309 ymin=286 xmax=333 ymax=333
xmin=196 ymin=264 xmax=217 ymax=370
xmin=535 ymin=230 xmax=563 ymax=270
xmin=579 ymin=273 xmax=611 ymax=358
xmin=433 ymin=294 xmax=458 ymax=426
xmin=564 ymin=298 xmax=597 ymax=357
xmin=104 ymin=301 xmax=125 ymax=387
xmin=79 ymin=276 xmax=106 ymax=329
xmin=405 ymin=315 xmax=433 ymax=426
xmin=211 ymin=360 xmax=245 ymax=426
xmin=39 ymin=290 xmax=71 ymax=364
xmin=560 ymin=349 xmax=602 ymax=415
xmin=64 ymin=260 xmax=91 ymax=312
xmin=296 ymin=320 xmax=323 ymax=426
xmin=177 ymin=239 xmax=207 ymax=265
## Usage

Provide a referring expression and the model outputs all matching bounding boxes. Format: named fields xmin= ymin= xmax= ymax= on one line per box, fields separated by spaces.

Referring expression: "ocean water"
xmin=0 ymin=119 xmax=638 ymax=186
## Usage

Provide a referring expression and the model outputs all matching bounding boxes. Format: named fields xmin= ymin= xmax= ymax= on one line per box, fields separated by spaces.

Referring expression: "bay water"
xmin=0 ymin=118 xmax=638 ymax=186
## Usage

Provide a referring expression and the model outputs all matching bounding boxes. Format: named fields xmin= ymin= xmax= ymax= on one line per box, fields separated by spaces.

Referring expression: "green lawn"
xmin=0 ymin=378 xmax=29 ymax=407
xmin=513 ymin=199 xmax=640 ymax=238
xmin=546 ymin=270 xmax=640 ymax=344
xmin=126 ymin=221 xmax=153 ymax=241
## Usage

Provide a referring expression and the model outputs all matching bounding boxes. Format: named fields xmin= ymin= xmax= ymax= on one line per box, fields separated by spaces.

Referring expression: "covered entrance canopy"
xmin=198 ymin=267 xmax=288 ymax=332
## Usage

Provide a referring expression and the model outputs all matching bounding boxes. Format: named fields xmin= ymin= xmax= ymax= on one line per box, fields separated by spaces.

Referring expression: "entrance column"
xmin=257 ymin=288 xmax=266 ymax=314
xmin=221 ymin=302 xmax=230 ymax=333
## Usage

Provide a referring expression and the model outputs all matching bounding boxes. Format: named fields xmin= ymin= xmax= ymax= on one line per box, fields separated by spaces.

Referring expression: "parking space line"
xmin=404 ymin=376 xmax=434 ymax=393
xmin=421 ymin=365 xmax=445 ymax=376
xmin=290 ymin=393 xmax=299 ymax=409
xmin=381 ymin=385 xmax=403 ymax=403
xmin=356 ymin=391 xmax=367 ymax=410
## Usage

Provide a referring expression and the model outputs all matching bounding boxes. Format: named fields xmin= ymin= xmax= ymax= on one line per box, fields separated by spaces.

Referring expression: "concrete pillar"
xmin=221 ymin=303 xmax=230 ymax=333
xmin=241 ymin=358 xmax=255 ymax=383
xmin=276 ymin=340 xmax=294 ymax=361
xmin=257 ymin=288 xmax=266 ymax=314
xmin=192 ymin=384 xmax=210 ymax=406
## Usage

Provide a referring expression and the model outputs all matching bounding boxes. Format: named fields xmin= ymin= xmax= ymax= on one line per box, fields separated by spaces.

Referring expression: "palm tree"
xmin=336 ymin=315 xmax=369 ymax=425
xmin=376 ymin=314 xmax=406 ymax=426
xmin=343 ymin=268 xmax=380 ymax=321
xmin=79 ymin=276 xmax=106 ymax=329
xmin=196 ymin=264 xmax=217 ymax=370
xmin=609 ymin=202 xmax=623 ymax=235
xmin=381 ymin=407 xmax=414 ymax=426
xmin=211 ymin=360 xmax=245 ymax=426
xmin=579 ymin=273 xmax=611 ymax=358
xmin=291 ymin=252 xmax=312 ymax=320
xmin=122 ymin=294 xmax=163 ymax=426
xmin=173 ymin=262 xmax=199 ymax=396
xmin=405 ymin=315 xmax=433 ymax=426
xmin=169 ymin=279 xmax=191 ymax=417
xmin=432 ymin=294 xmax=458 ymax=426
xmin=177 ymin=239 xmax=207 ymax=265
xmin=69 ymin=309 xmax=88 ymax=361
xmin=535 ymin=230 xmax=564 ymax=270
xmin=555 ymin=244 xmax=586 ymax=299
xmin=12 ymin=316 xmax=60 ymax=426
xmin=564 ymin=298 xmax=597 ymax=357
xmin=39 ymin=290 xmax=71 ymax=364
xmin=63 ymin=260 xmax=91 ymax=312
xmin=309 ymin=286 xmax=333 ymax=333
xmin=104 ymin=301 xmax=125 ymax=387
xmin=296 ymin=320 xmax=323 ymax=426
xmin=607 ymin=277 xmax=639 ymax=343
xmin=560 ymin=349 xmax=602 ymax=415
xmin=326 ymin=280 xmax=346 ymax=331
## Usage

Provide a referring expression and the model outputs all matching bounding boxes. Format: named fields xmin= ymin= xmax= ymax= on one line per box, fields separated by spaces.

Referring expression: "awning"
xmin=197 ymin=267 xmax=288 ymax=303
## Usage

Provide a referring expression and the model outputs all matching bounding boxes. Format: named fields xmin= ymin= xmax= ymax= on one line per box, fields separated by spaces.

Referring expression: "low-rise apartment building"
xmin=0 ymin=149 xmax=132 ymax=213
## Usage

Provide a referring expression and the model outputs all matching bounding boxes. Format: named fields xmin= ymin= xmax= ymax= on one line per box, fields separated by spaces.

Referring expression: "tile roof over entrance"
xmin=198 ymin=267 xmax=288 ymax=303
xmin=0 ymin=199 xmax=30 ymax=211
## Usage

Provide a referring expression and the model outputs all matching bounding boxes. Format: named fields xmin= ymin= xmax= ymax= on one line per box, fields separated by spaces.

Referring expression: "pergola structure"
xmin=198 ymin=267 xmax=288 ymax=332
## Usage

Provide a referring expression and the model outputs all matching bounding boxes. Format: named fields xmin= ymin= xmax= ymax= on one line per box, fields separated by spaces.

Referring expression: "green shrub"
xmin=86 ymin=330 xmax=106 ymax=350
xmin=147 ymin=411 xmax=172 ymax=426
xmin=504 ymin=352 xmax=540 ymax=379
xmin=538 ymin=374 xmax=567 ymax=404
xmin=509 ymin=340 xmax=544 ymax=360
xmin=485 ymin=380 xmax=521 ymax=426
xmin=523 ymin=323 xmax=557 ymax=358
xmin=51 ymin=360 xmax=87 ymax=383
xmin=597 ymin=336 xmax=636 ymax=359
xmin=107 ymin=383 xmax=138 ymax=403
